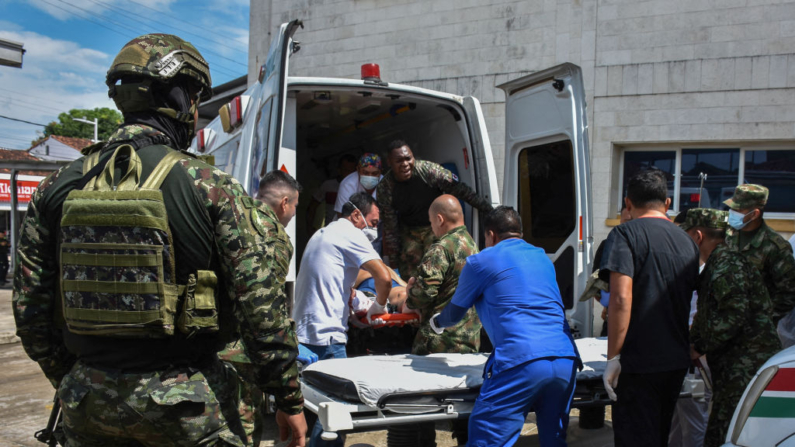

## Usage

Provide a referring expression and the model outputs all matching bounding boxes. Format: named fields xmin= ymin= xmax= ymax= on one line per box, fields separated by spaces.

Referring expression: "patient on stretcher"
xmin=349 ymin=267 xmax=418 ymax=328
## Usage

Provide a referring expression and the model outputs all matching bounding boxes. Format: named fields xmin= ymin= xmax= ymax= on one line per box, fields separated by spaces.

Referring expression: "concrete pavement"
xmin=0 ymin=287 xmax=614 ymax=446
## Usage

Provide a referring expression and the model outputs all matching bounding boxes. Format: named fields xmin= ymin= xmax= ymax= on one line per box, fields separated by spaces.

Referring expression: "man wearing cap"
xmin=683 ymin=208 xmax=781 ymax=447
xmin=334 ymin=153 xmax=384 ymax=252
xmin=724 ymin=184 xmax=795 ymax=340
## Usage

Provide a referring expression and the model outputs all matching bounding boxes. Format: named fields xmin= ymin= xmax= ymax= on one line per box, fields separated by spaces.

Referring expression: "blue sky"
xmin=0 ymin=0 xmax=249 ymax=149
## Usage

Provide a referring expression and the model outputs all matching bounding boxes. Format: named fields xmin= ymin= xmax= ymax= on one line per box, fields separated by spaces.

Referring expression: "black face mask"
xmin=123 ymin=80 xmax=195 ymax=150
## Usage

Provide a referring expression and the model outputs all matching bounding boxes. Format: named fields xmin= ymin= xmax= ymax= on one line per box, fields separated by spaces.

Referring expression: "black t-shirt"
xmin=392 ymin=174 xmax=443 ymax=227
xmin=599 ymin=217 xmax=699 ymax=374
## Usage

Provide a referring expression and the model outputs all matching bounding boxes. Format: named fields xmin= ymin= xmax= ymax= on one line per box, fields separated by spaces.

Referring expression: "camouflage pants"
xmin=57 ymin=360 xmax=248 ymax=447
xmin=217 ymin=341 xmax=264 ymax=447
xmin=398 ymin=225 xmax=436 ymax=282
xmin=704 ymin=362 xmax=757 ymax=447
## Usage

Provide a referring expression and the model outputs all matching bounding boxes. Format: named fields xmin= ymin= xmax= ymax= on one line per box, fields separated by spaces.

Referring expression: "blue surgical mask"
xmin=728 ymin=209 xmax=755 ymax=230
xmin=348 ymin=201 xmax=379 ymax=242
xmin=359 ymin=174 xmax=379 ymax=190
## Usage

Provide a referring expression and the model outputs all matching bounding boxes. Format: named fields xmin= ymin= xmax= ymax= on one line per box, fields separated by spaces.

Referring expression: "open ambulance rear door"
xmin=246 ymin=19 xmax=302 ymax=280
xmin=498 ymin=63 xmax=594 ymax=337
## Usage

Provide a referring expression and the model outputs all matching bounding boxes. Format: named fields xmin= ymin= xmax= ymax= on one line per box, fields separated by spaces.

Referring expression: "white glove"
xmin=366 ymin=301 xmax=388 ymax=325
xmin=429 ymin=313 xmax=444 ymax=335
xmin=603 ymin=354 xmax=621 ymax=401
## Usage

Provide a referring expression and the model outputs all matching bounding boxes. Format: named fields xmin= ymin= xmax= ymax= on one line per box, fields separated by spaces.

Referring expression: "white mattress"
xmin=302 ymin=337 xmax=608 ymax=408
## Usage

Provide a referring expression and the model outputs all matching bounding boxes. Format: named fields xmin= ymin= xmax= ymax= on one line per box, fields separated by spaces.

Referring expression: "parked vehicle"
xmin=722 ymin=345 xmax=795 ymax=446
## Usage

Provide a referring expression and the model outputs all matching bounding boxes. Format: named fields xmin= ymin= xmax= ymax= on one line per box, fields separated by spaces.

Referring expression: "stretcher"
xmin=300 ymin=337 xmax=615 ymax=441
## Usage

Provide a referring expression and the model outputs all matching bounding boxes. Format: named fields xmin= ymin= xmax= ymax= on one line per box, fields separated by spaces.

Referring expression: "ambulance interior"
xmin=285 ymin=85 xmax=486 ymax=265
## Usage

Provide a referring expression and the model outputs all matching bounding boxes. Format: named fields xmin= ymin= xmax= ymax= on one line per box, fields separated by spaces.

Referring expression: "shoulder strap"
xmin=82 ymin=151 xmax=102 ymax=175
xmin=142 ymin=150 xmax=186 ymax=190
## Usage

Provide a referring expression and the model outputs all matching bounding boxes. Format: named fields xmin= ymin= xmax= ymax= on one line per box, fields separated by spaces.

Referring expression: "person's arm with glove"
xmin=429 ymin=260 xmax=485 ymax=334
xmin=604 ymin=271 xmax=633 ymax=401
xmin=361 ymin=259 xmax=393 ymax=324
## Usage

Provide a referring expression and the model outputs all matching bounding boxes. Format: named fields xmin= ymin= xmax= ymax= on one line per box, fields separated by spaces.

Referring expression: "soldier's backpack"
xmin=59 ymin=144 xmax=218 ymax=338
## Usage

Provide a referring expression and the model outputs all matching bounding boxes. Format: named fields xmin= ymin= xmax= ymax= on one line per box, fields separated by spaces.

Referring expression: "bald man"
xmin=406 ymin=195 xmax=482 ymax=355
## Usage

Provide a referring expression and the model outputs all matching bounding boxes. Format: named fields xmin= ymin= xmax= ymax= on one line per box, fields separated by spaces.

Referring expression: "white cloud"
xmin=0 ymin=29 xmax=115 ymax=149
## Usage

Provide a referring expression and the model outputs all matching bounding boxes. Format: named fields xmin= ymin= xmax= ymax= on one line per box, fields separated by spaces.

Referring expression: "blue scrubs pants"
xmin=468 ymin=357 xmax=577 ymax=447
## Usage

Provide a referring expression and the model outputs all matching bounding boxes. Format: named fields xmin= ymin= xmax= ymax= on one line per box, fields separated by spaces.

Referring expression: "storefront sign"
xmin=0 ymin=176 xmax=44 ymax=203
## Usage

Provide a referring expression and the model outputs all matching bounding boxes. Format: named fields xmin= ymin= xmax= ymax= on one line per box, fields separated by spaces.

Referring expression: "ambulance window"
xmin=517 ymin=140 xmax=576 ymax=253
xmin=255 ymin=99 xmax=274 ymax=180
xmin=211 ymin=135 xmax=241 ymax=176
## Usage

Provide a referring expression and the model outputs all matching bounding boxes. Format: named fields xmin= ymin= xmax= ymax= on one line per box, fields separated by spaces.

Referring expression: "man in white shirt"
xmin=334 ymin=153 xmax=383 ymax=217
xmin=294 ymin=192 xmax=393 ymax=447
xmin=294 ymin=192 xmax=393 ymax=359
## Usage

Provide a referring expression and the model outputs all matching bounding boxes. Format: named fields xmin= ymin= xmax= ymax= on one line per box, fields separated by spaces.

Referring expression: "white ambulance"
xmin=190 ymin=19 xmax=595 ymax=338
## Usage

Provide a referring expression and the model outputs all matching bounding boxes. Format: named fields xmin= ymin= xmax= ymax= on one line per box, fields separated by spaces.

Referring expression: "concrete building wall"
xmin=249 ymin=0 xmax=795 ymax=243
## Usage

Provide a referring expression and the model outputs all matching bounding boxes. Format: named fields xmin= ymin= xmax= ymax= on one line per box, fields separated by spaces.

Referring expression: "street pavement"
xmin=0 ymin=287 xmax=614 ymax=446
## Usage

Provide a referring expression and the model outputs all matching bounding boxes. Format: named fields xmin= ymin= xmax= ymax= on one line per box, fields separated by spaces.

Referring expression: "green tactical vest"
xmin=59 ymin=144 xmax=218 ymax=338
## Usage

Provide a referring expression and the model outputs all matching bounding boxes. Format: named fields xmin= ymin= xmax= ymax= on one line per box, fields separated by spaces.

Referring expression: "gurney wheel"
xmin=386 ymin=423 xmax=437 ymax=447
xmin=578 ymin=405 xmax=605 ymax=429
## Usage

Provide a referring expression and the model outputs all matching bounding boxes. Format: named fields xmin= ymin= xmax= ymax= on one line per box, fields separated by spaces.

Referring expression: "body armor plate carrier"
xmin=60 ymin=145 xmax=218 ymax=338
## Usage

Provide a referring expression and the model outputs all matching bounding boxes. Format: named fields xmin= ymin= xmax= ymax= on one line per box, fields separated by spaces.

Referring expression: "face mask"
xmin=359 ymin=174 xmax=379 ymax=190
xmin=348 ymin=201 xmax=379 ymax=242
xmin=728 ymin=209 xmax=755 ymax=230
xmin=362 ymin=227 xmax=379 ymax=243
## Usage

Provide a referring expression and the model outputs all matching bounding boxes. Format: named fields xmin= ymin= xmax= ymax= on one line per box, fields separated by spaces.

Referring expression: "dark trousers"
xmin=612 ymin=368 xmax=687 ymax=447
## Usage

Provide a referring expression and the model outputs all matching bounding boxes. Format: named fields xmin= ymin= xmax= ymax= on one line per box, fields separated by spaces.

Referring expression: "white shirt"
xmin=333 ymin=171 xmax=381 ymax=214
xmin=293 ymin=219 xmax=381 ymax=345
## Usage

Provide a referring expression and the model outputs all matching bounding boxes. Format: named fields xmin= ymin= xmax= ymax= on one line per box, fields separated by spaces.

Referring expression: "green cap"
xmin=723 ymin=184 xmax=768 ymax=211
xmin=680 ymin=208 xmax=728 ymax=231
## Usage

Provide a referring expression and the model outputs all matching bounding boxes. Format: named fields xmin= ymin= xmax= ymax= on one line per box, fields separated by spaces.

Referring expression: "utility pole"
xmin=73 ymin=116 xmax=98 ymax=143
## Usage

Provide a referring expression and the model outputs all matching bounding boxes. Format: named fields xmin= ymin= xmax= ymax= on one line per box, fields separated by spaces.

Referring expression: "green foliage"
xmin=39 ymin=108 xmax=122 ymax=144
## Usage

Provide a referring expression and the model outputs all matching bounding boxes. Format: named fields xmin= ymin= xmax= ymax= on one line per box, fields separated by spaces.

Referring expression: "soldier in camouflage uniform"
xmin=217 ymin=171 xmax=301 ymax=446
xmin=406 ymin=194 xmax=481 ymax=356
xmin=683 ymin=208 xmax=781 ymax=447
xmin=377 ymin=139 xmax=492 ymax=281
xmin=405 ymin=194 xmax=481 ymax=446
xmin=724 ymin=184 xmax=795 ymax=328
xmin=12 ymin=34 xmax=306 ymax=446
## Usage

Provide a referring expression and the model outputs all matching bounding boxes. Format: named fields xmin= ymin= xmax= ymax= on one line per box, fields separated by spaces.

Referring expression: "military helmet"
xmin=107 ymin=34 xmax=212 ymax=100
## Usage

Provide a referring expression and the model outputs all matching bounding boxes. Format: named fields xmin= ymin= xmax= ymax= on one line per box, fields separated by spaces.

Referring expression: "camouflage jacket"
xmin=726 ymin=221 xmax=795 ymax=323
xmin=12 ymin=124 xmax=303 ymax=414
xmin=406 ymin=225 xmax=481 ymax=355
xmin=690 ymin=244 xmax=781 ymax=368
xmin=376 ymin=159 xmax=492 ymax=257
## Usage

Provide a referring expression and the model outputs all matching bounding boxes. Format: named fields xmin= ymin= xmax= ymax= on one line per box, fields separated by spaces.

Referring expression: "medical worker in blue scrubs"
xmin=431 ymin=206 xmax=581 ymax=446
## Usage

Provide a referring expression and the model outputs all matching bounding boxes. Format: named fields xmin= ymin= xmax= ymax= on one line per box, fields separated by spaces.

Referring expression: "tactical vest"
xmin=59 ymin=144 xmax=218 ymax=338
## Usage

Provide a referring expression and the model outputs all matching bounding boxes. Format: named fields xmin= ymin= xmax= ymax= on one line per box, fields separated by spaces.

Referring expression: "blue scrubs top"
xmin=439 ymin=238 xmax=578 ymax=375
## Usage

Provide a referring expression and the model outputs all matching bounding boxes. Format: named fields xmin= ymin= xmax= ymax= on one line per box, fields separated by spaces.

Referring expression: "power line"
xmin=0 ymin=87 xmax=73 ymax=108
xmin=85 ymin=0 xmax=247 ymax=56
xmin=0 ymin=115 xmax=47 ymax=127
xmin=125 ymin=0 xmax=237 ymax=43
xmin=56 ymin=0 xmax=247 ymax=71
xmin=0 ymin=134 xmax=35 ymax=143
xmin=39 ymin=0 xmax=131 ymax=39
xmin=1 ymin=96 xmax=63 ymax=114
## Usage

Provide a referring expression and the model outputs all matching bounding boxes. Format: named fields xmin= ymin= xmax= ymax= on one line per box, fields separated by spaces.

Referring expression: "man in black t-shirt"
xmin=599 ymin=169 xmax=700 ymax=447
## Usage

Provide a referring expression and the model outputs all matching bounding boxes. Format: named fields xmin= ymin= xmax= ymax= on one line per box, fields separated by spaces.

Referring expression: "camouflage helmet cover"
xmin=107 ymin=34 xmax=212 ymax=101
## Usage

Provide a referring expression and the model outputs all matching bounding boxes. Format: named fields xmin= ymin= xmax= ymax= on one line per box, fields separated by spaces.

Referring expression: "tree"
xmin=36 ymin=108 xmax=122 ymax=145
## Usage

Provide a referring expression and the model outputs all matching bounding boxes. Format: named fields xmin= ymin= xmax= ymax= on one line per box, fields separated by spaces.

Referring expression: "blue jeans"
xmin=302 ymin=343 xmax=346 ymax=447
xmin=468 ymin=357 xmax=577 ymax=447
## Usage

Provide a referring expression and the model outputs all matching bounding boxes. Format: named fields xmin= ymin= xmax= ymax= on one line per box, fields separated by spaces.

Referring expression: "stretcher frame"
xmin=301 ymin=368 xmax=616 ymax=441
xmin=301 ymin=362 xmax=707 ymax=441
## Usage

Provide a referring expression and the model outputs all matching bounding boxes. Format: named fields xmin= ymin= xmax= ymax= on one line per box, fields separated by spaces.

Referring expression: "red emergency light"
xmin=361 ymin=63 xmax=381 ymax=82
xmin=690 ymin=193 xmax=701 ymax=203
xmin=197 ymin=129 xmax=206 ymax=153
